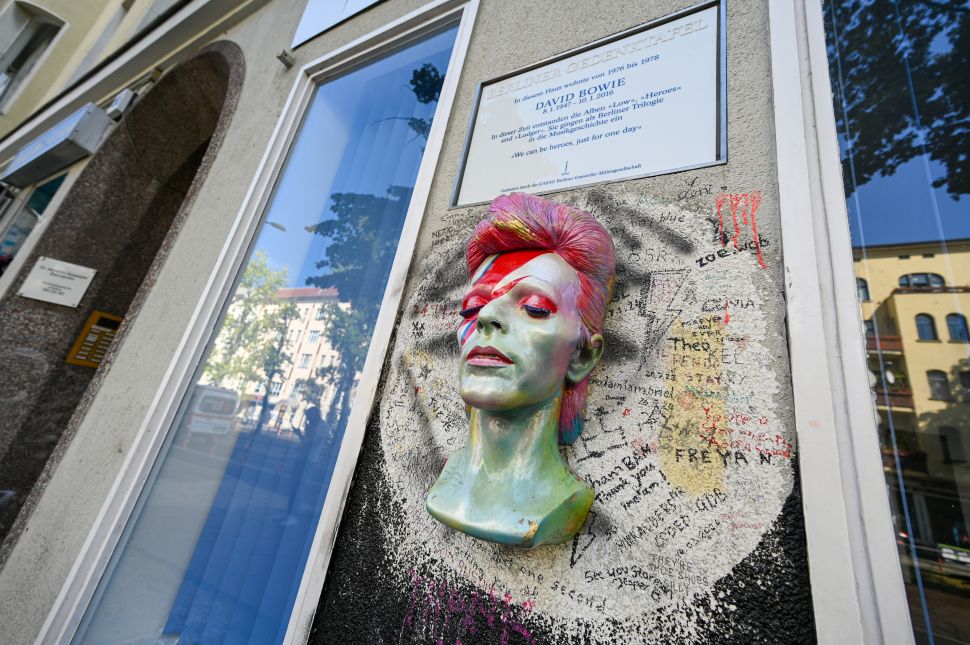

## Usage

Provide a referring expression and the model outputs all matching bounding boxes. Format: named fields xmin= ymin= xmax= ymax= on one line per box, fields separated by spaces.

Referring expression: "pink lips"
xmin=466 ymin=345 xmax=512 ymax=367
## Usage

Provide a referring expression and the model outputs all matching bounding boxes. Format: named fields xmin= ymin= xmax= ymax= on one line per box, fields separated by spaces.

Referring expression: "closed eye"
xmin=523 ymin=304 xmax=551 ymax=318
xmin=459 ymin=306 xmax=483 ymax=319
xmin=520 ymin=294 xmax=557 ymax=318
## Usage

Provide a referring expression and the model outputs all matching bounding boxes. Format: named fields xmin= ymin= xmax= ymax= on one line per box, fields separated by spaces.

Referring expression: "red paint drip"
xmin=723 ymin=299 xmax=730 ymax=324
xmin=729 ymin=194 xmax=743 ymax=250
xmin=714 ymin=192 xmax=766 ymax=269
xmin=747 ymin=192 xmax=766 ymax=269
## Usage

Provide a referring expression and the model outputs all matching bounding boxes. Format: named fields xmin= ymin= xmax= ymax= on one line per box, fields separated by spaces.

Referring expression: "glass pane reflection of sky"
xmin=75 ymin=25 xmax=458 ymax=645
xmin=826 ymin=2 xmax=970 ymax=645
xmin=259 ymin=26 xmax=456 ymax=288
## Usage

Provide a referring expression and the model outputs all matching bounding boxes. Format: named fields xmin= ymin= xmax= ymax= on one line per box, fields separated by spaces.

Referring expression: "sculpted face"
xmin=457 ymin=250 xmax=591 ymax=412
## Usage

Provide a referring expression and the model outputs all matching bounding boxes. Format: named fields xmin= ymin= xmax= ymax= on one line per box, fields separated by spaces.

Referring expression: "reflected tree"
xmin=916 ymin=355 xmax=970 ymax=444
xmin=254 ymin=299 xmax=299 ymax=433
xmin=376 ymin=63 xmax=444 ymax=142
xmin=204 ymin=251 xmax=290 ymax=388
xmin=305 ymin=186 xmax=413 ymax=428
xmin=303 ymin=61 xmax=445 ymax=431
xmin=827 ymin=0 xmax=970 ymax=198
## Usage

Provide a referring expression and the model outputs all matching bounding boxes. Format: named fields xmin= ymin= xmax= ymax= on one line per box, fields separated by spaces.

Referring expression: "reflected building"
xmin=856 ymin=239 xmax=970 ymax=581
xmin=203 ymin=286 xmax=344 ymax=435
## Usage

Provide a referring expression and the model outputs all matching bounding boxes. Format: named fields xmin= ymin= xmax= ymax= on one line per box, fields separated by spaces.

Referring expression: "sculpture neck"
xmin=467 ymin=394 xmax=562 ymax=476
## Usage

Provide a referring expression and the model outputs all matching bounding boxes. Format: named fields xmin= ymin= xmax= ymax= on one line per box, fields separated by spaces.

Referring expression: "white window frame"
xmin=0 ymin=0 xmax=68 ymax=113
xmin=769 ymin=2 xmax=913 ymax=643
xmin=36 ymin=1 xmax=479 ymax=643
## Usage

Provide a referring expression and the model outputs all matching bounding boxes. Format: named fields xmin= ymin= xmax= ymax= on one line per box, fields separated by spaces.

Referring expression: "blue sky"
xmin=848 ymin=157 xmax=970 ymax=247
xmin=248 ymin=27 xmax=457 ymax=288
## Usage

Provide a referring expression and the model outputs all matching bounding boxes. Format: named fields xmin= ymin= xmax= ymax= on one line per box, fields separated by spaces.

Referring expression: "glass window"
xmin=927 ymin=370 xmax=951 ymax=401
xmin=960 ymin=371 xmax=970 ymax=399
xmin=0 ymin=173 xmax=65 ymax=275
xmin=916 ymin=314 xmax=938 ymax=340
xmin=940 ymin=427 xmax=966 ymax=464
xmin=75 ymin=25 xmax=459 ymax=645
xmin=825 ymin=0 xmax=970 ymax=641
xmin=0 ymin=4 xmax=61 ymax=108
xmin=899 ymin=272 xmax=945 ymax=289
xmin=857 ymin=277 xmax=870 ymax=301
xmin=864 ymin=319 xmax=875 ymax=336
xmin=946 ymin=314 xmax=969 ymax=342
xmin=299 ymin=353 xmax=311 ymax=369
xmin=308 ymin=330 xmax=320 ymax=344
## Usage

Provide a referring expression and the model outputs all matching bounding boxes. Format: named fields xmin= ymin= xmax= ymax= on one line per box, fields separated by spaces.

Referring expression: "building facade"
xmin=0 ymin=0 xmax=964 ymax=643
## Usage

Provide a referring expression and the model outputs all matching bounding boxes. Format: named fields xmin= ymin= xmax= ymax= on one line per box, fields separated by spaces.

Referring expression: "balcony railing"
xmin=866 ymin=334 xmax=903 ymax=352
xmin=874 ymin=389 xmax=914 ymax=409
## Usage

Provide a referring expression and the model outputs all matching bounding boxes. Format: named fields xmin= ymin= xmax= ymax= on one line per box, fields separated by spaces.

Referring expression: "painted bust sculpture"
xmin=427 ymin=192 xmax=616 ymax=548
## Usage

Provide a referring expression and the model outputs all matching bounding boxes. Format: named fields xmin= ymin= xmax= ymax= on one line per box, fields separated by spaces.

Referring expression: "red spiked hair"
xmin=466 ymin=192 xmax=616 ymax=444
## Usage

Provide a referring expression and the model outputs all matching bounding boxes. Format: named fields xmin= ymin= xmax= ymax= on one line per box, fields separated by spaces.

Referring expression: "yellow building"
xmin=855 ymin=239 xmax=970 ymax=567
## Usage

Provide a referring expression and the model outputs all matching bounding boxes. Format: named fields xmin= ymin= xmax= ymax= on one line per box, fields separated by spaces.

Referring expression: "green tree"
xmin=203 ymin=251 xmax=290 ymax=387
xmin=305 ymin=186 xmax=412 ymax=427
xmin=827 ymin=0 xmax=970 ymax=198
xmin=254 ymin=299 xmax=300 ymax=433
xmin=302 ymin=61 xmax=445 ymax=430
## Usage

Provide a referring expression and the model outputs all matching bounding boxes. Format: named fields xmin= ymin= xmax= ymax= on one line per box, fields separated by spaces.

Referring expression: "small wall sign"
xmin=453 ymin=1 xmax=725 ymax=206
xmin=18 ymin=256 xmax=96 ymax=307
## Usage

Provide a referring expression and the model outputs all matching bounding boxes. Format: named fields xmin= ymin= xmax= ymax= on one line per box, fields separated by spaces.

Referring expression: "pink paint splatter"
xmin=404 ymin=570 xmax=536 ymax=645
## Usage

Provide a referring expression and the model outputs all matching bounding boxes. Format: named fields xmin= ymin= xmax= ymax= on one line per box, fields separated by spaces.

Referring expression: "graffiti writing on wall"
xmin=368 ymin=186 xmax=795 ymax=643
xmin=714 ymin=192 xmax=766 ymax=269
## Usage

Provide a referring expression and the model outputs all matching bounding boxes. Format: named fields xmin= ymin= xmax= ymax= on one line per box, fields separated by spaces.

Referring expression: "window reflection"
xmin=76 ymin=25 xmax=458 ymax=645
xmin=827 ymin=1 xmax=970 ymax=642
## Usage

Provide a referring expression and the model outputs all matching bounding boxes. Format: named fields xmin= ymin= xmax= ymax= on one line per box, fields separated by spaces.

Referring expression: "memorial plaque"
xmin=18 ymin=256 xmax=96 ymax=307
xmin=454 ymin=1 xmax=724 ymax=206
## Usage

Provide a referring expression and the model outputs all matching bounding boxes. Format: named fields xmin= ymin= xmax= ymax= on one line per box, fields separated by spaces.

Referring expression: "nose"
xmin=476 ymin=300 xmax=505 ymax=334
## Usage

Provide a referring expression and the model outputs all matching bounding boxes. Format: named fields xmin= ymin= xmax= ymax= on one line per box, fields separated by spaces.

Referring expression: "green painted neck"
xmin=467 ymin=393 xmax=562 ymax=475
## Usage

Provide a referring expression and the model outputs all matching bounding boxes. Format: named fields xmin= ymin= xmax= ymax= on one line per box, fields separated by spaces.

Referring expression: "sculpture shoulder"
xmin=426 ymin=455 xmax=593 ymax=548
xmin=528 ymin=479 xmax=593 ymax=547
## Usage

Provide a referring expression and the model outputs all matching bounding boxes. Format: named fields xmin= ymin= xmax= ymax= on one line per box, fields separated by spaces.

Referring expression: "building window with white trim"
xmin=74 ymin=24 xmax=461 ymax=644
xmin=308 ymin=329 xmax=320 ymax=344
xmin=928 ymin=370 xmax=951 ymax=402
xmin=0 ymin=3 xmax=63 ymax=109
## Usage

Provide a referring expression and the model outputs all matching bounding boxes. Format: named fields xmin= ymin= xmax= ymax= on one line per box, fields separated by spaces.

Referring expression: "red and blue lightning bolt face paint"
xmin=428 ymin=193 xmax=616 ymax=549
xmin=456 ymin=249 xmax=548 ymax=347
xmin=455 ymin=249 xmax=584 ymax=418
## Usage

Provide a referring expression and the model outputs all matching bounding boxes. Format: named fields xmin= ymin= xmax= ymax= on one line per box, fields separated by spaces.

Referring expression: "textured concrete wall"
xmin=0 ymin=0 xmax=815 ymax=642
xmin=0 ymin=46 xmax=238 ymax=549
xmin=0 ymin=1 xmax=434 ymax=641
xmin=312 ymin=0 xmax=815 ymax=643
